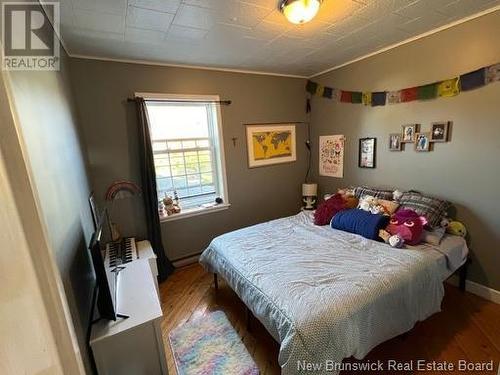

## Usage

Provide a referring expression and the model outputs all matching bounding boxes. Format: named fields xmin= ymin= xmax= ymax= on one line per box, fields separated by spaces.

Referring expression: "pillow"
xmin=331 ymin=208 xmax=390 ymax=241
xmin=354 ymin=186 xmax=394 ymax=200
xmin=422 ymin=227 xmax=446 ymax=246
xmin=398 ymin=192 xmax=450 ymax=228
xmin=314 ymin=194 xmax=353 ymax=226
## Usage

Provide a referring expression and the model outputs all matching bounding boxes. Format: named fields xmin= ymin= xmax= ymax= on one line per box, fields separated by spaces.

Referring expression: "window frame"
xmin=137 ymin=92 xmax=230 ymax=221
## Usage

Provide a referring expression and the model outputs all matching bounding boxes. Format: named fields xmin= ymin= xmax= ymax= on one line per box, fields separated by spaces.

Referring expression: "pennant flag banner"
xmin=305 ymin=62 xmax=499 ymax=107
xmin=351 ymin=92 xmax=362 ymax=104
xmin=460 ymin=68 xmax=485 ymax=91
xmin=372 ymin=92 xmax=387 ymax=107
xmin=362 ymin=92 xmax=372 ymax=106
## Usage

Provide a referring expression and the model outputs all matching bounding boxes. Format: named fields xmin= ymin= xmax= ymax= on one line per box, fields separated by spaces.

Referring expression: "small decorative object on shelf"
xmin=302 ymin=183 xmax=318 ymax=210
xmin=105 ymin=180 xmax=142 ymax=241
xmin=163 ymin=195 xmax=181 ymax=216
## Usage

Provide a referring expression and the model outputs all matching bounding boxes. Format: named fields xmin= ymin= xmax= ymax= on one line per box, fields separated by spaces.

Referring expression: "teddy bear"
xmin=447 ymin=221 xmax=467 ymax=237
xmin=163 ymin=196 xmax=181 ymax=216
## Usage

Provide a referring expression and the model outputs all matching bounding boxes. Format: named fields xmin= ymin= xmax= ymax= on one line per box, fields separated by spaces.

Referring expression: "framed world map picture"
xmin=246 ymin=124 xmax=296 ymax=168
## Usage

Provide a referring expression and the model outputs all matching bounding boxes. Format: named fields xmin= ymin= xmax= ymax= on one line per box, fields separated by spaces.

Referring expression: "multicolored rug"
xmin=169 ymin=310 xmax=259 ymax=375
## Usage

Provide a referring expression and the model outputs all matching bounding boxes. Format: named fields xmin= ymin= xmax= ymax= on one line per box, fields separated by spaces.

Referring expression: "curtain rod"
xmin=127 ymin=97 xmax=231 ymax=105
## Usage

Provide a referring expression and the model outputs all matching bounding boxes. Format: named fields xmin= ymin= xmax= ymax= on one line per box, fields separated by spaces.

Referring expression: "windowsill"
xmin=159 ymin=203 xmax=231 ymax=223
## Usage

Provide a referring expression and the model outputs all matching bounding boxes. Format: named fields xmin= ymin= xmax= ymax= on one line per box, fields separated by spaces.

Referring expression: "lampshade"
xmin=280 ymin=0 xmax=321 ymax=25
xmin=302 ymin=183 xmax=317 ymax=196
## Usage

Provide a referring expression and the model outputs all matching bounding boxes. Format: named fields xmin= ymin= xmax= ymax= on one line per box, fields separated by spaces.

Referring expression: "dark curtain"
xmin=136 ymin=98 xmax=174 ymax=281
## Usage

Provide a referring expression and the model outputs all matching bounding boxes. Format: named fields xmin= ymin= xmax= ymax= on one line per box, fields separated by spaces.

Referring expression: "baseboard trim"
xmin=172 ymin=254 xmax=200 ymax=268
xmin=446 ymin=276 xmax=500 ymax=304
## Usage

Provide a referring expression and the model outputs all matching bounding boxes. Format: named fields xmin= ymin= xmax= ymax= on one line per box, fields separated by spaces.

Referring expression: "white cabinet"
xmin=90 ymin=241 xmax=167 ymax=375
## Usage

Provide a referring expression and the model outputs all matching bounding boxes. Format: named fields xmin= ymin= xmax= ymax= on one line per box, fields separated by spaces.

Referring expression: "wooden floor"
xmin=160 ymin=263 xmax=500 ymax=374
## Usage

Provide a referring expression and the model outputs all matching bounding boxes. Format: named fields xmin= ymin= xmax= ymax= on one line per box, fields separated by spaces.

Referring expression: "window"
xmin=143 ymin=94 xmax=228 ymax=215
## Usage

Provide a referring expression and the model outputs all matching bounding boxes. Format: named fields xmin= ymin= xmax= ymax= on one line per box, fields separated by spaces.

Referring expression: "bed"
xmin=199 ymin=211 xmax=468 ymax=374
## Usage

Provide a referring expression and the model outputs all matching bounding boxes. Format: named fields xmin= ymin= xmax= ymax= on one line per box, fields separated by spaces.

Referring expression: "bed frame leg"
xmin=246 ymin=306 xmax=252 ymax=332
xmin=213 ymin=273 xmax=218 ymax=292
xmin=459 ymin=261 xmax=468 ymax=292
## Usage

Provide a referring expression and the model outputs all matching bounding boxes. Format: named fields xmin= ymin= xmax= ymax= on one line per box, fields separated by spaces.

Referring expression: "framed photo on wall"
xmin=430 ymin=121 xmax=450 ymax=142
xmin=245 ymin=123 xmax=296 ymax=168
xmin=359 ymin=137 xmax=376 ymax=168
xmin=389 ymin=133 xmax=402 ymax=151
xmin=402 ymin=124 xmax=419 ymax=143
xmin=415 ymin=132 xmax=431 ymax=152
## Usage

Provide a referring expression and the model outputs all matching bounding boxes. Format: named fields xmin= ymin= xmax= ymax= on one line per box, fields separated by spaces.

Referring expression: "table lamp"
xmin=302 ymin=183 xmax=317 ymax=210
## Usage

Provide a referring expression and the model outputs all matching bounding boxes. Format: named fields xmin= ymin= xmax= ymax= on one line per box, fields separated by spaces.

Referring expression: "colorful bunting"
xmin=437 ymin=78 xmax=459 ymax=97
xmin=351 ymin=92 xmax=362 ymax=104
xmin=332 ymin=88 xmax=342 ymax=102
xmin=340 ymin=91 xmax=352 ymax=103
xmin=362 ymin=92 xmax=372 ymax=106
xmin=417 ymin=83 xmax=437 ymax=100
xmin=387 ymin=91 xmax=402 ymax=104
xmin=306 ymin=80 xmax=317 ymax=94
xmin=322 ymin=86 xmax=333 ymax=99
xmin=305 ymin=63 xmax=499 ymax=107
xmin=372 ymin=92 xmax=387 ymax=107
xmin=316 ymin=84 xmax=325 ymax=96
xmin=400 ymin=87 xmax=418 ymax=102
xmin=486 ymin=63 xmax=500 ymax=83
xmin=460 ymin=68 xmax=485 ymax=91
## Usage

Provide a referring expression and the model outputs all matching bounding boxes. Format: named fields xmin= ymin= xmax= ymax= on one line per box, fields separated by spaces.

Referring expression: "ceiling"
xmin=58 ymin=0 xmax=500 ymax=77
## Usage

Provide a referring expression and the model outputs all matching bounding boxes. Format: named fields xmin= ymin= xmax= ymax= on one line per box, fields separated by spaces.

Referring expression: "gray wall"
xmin=6 ymin=48 xmax=95 ymax=373
xmin=310 ymin=11 xmax=500 ymax=290
xmin=69 ymin=59 xmax=308 ymax=260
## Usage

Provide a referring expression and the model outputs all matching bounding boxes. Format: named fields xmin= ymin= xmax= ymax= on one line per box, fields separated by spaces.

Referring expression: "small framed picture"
xmin=430 ymin=121 xmax=449 ymax=142
xmin=359 ymin=137 xmax=376 ymax=168
xmin=389 ymin=133 xmax=402 ymax=151
xmin=402 ymin=124 xmax=419 ymax=143
xmin=415 ymin=132 xmax=431 ymax=152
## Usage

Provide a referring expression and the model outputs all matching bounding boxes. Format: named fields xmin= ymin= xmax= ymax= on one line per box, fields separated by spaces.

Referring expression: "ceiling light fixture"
xmin=279 ymin=0 xmax=322 ymax=25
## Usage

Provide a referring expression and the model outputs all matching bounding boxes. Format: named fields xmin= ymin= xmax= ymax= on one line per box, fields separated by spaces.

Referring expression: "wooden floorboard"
xmin=160 ymin=264 xmax=500 ymax=374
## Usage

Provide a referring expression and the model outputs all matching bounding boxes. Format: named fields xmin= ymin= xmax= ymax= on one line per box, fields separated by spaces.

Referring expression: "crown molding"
xmin=67 ymin=53 xmax=308 ymax=79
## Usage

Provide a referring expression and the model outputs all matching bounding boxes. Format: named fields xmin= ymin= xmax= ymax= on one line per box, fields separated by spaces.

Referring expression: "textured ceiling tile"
xmin=73 ymin=9 xmax=125 ymax=33
xmin=72 ymin=0 xmax=127 ymax=15
xmin=125 ymin=27 xmax=166 ymax=43
xmin=126 ymin=6 xmax=175 ymax=31
xmin=244 ymin=20 xmax=289 ymax=41
xmin=237 ymin=0 xmax=276 ymax=10
xmin=316 ymin=0 xmax=366 ymax=23
xmin=61 ymin=0 xmax=500 ymax=75
xmin=173 ymin=4 xmax=217 ymax=29
xmin=438 ymin=0 xmax=499 ymax=16
xmin=128 ymin=0 xmax=181 ymax=13
xmin=213 ymin=1 xmax=273 ymax=28
xmin=167 ymin=24 xmax=209 ymax=40
xmin=180 ymin=0 xmax=213 ymax=9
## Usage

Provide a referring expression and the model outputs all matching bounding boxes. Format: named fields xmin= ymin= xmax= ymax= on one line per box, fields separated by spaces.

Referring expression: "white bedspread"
xmin=200 ymin=212 xmax=467 ymax=374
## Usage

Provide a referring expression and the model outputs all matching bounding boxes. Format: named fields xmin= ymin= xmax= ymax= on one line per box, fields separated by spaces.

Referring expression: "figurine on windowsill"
xmin=163 ymin=195 xmax=181 ymax=216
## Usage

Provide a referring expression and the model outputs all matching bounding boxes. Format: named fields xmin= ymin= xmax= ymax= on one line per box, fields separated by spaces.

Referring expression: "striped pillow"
xmin=398 ymin=192 xmax=450 ymax=228
xmin=354 ymin=186 xmax=394 ymax=201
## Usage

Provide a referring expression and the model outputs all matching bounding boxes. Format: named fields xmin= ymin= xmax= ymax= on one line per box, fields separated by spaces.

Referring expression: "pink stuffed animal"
xmin=386 ymin=209 xmax=427 ymax=245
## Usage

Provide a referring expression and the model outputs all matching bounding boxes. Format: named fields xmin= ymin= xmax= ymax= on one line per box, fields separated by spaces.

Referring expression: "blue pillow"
xmin=331 ymin=208 xmax=389 ymax=241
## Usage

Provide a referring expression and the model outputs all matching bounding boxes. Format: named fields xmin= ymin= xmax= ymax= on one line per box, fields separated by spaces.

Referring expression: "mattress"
xmin=199 ymin=212 xmax=468 ymax=374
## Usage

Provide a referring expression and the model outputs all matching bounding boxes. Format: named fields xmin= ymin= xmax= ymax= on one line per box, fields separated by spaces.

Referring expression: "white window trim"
xmin=136 ymin=92 xmax=230 ymax=218
xmin=160 ymin=203 xmax=231 ymax=222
